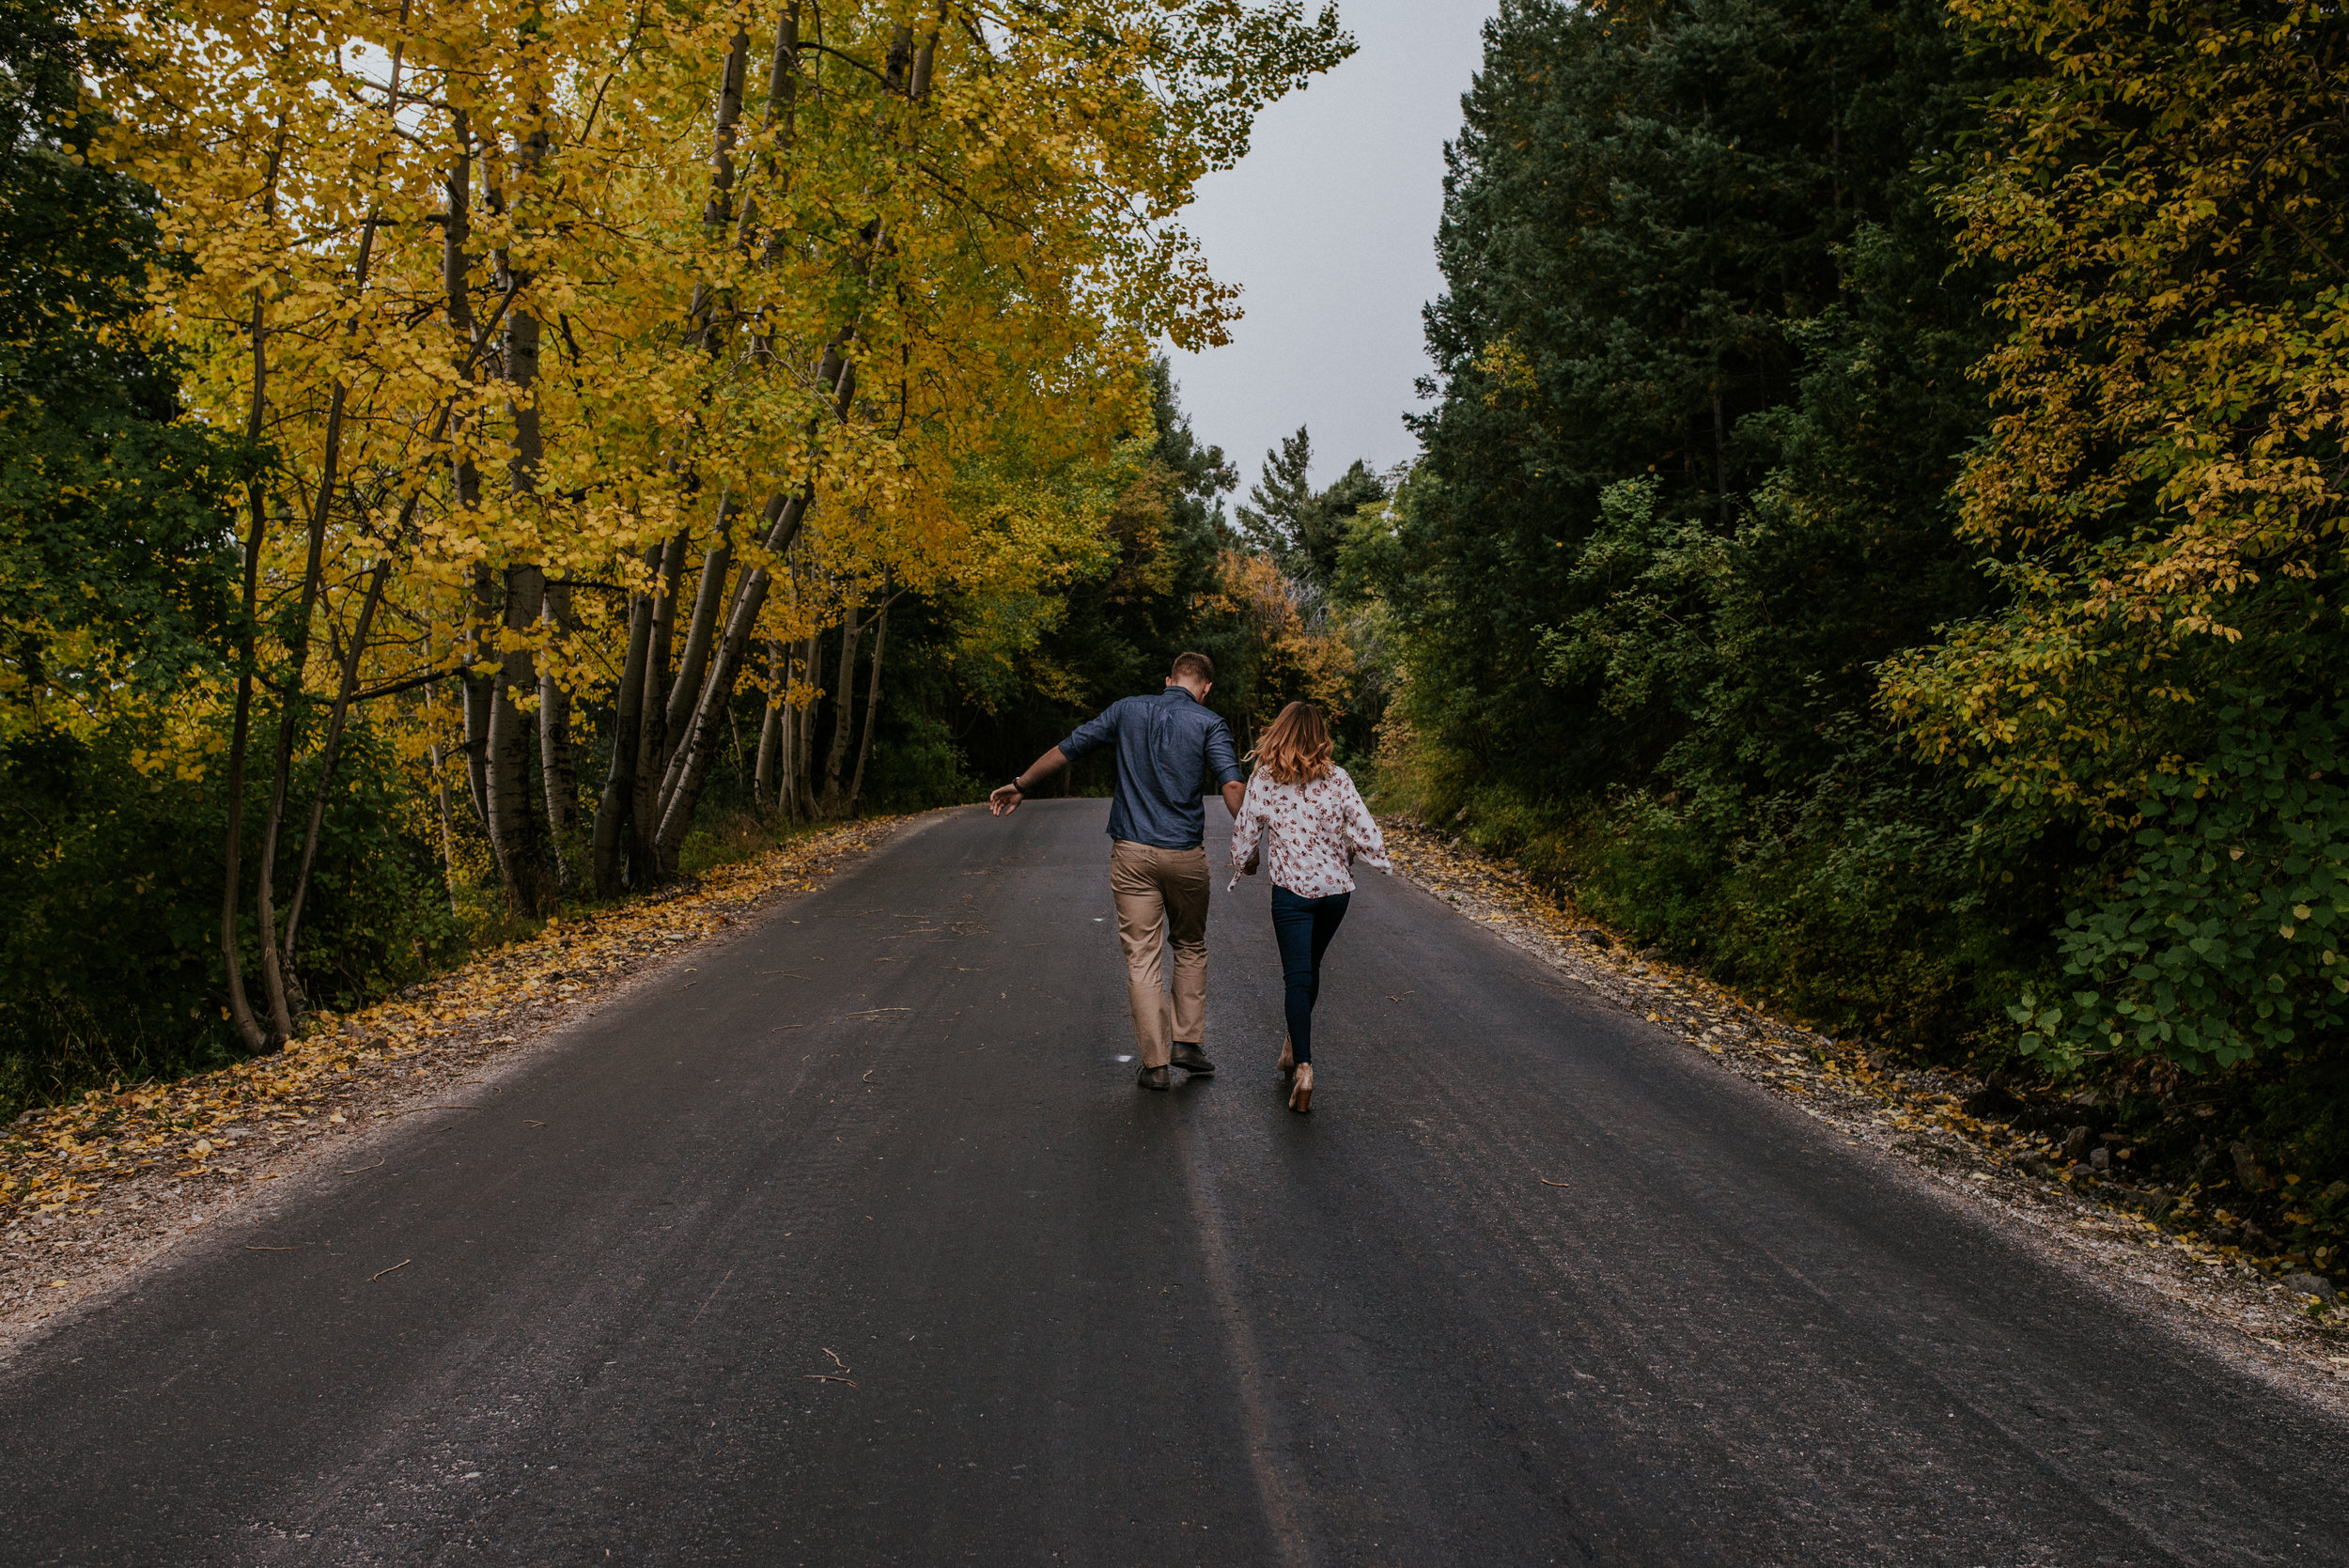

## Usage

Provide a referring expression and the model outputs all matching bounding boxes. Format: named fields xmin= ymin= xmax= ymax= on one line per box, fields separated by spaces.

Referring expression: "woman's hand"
xmin=1241 ymin=849 xmax=1261 ymax=877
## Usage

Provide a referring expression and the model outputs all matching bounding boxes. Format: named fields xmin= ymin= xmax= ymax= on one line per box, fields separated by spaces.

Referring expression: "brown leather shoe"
xmin=1170 ymin=1042 xmax=1215 ymax=1076
xmin=1136 ymin=1064 xmax=1172 ymax=1091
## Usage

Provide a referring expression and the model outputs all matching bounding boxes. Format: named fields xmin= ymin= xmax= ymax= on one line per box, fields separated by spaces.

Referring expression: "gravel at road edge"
xmin=0 ymin=818 xmax=900 ymax=1360
xmin=1381 ymin=815 xmax=2349 ymax=1411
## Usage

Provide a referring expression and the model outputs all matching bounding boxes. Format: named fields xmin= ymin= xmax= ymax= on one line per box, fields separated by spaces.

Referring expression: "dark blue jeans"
xmin=1269 ymin=886 xmax=1351 ymax=1064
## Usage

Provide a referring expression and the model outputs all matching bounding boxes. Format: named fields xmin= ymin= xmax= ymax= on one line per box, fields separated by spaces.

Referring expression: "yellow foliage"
xmin=1884 ymin=0 xmax=2349 ymax=814
xmin=70 ymin=0 xmax=1349 ymax=819
xmin=1206 ymin=550 xmax=1356 ymax=729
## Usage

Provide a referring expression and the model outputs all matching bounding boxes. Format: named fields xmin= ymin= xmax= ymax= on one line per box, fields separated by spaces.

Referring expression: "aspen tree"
xmin=93 ymin=0 xmax=1351 ymax=964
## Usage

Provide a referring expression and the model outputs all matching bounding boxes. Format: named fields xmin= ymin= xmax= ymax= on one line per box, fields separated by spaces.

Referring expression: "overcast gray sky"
xmin=1167 ymin=0 xmax=1501 ymax=492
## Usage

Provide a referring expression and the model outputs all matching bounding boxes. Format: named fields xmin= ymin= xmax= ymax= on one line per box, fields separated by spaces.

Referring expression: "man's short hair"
xmin=1170 ymin=651 xmax=1215 ymax=685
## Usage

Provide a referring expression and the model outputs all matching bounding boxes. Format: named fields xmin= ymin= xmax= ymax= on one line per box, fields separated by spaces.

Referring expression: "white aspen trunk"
xmin=254 ymin=39 xmax=406 ymax=1042
xmin=484 ymin=86 xmax=558 ymax=915
xmin=630 ymin=532 xmax=685 ymax=881
xmin=755 ymin=639 xmax=782 ymax=807
xmin=485 ymin=562 xmax=552 ymax=911
xmin=268 ymin=35 xmax=410 ymax=1016
xmin=218 ymin=283 xmax=275 ymax=1054
xmin=847 ymin=600 xmax=888 ymax=814
xmin=784 ymin=704 xmax=801 ymax=822
xmin=281 ymin=557 xmax=392 ymax=980
xmin=460 ymin=567 xmax=493 ymax=823
xmin=252 ymin=381 xmax=342 ymax=1042
xmin=658 ymin=524 xmax=734 ymax=794
xmin=446 ymin=113 xmax=493 ymax=829
xmin=819 ymin=609 xmax=864 ymax=815
xmin=738 ymin=4 xmax=801 ymax=264
xmin=428 ymin=737 xmax=461 ymax=914
xmin=796 ymin=632 xmax=819 ymax=820
xmin=427 ymin=675 xmax=461 ymax=914
xmin=538 ymin=576 xmax=578 ymax=888
xmin=591 ymin=538 xmax=661 ymax=894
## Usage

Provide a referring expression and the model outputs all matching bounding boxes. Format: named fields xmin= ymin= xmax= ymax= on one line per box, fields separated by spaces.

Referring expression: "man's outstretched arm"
xmin=1221 ymin=779 xmax=1245 ymax=818
xmin=988 ymin=746 xmax=1068 ymax=815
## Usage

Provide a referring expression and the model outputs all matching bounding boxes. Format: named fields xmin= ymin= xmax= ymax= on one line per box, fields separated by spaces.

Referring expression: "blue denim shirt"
xmin=1059 ymin=687 xmax=1242 ymax=850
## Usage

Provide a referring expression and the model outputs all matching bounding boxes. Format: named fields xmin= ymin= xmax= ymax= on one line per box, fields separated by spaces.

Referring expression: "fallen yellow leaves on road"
xmin=0 ymin=817 xmax=897 ymax=1329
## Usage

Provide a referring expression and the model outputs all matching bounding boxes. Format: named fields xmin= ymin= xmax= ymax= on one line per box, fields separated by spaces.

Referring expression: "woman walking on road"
xmin=1230 ymin=702 xmax=1391 ymax=1112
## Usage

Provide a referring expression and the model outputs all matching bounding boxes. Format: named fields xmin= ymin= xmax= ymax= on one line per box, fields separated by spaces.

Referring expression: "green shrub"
xmin=864 ymin=709 xmax=977 ymax=813
xmin=1371 ymin=734 xmax=2055 ymax=1055
xmin=0 ymin=715 xmax=459 ymax=1120
xmin=2021 ymin=698 xmax=2349 ymax=1074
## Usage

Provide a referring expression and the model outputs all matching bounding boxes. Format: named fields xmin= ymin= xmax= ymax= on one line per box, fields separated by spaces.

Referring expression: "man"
xmin=989 ymin=652 xmax=1245 ymax=1090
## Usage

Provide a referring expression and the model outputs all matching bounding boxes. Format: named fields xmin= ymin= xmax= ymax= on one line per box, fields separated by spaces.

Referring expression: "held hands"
xmin=1241 ymin=849 xmax=1260 ymax=877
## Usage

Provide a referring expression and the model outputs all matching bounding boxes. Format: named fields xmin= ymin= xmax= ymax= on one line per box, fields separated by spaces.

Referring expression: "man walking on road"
xmin=990 ymin=652 xmax=1245 ymax=1090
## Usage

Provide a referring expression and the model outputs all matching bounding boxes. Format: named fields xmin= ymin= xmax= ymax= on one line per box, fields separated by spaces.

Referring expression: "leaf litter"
xmin=1382 ymin=816 xmax=2349 ymax=1406
xmin=0 ymin=818 xmax=898 ymax=1354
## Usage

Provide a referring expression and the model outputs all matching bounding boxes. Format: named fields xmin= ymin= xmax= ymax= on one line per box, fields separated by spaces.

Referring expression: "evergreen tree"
xmin=1235 ymin=427 xmax=1315 ymax=571
xmin=1236 ymin=427 xmax=1388 ymax=594
xmin=1365 ymin=0 xmax=2028 ymax=1037
xmin=1399 ymin=0 xmax=1993 ymax=787
xmin=1149 ymin=360 xmax=1240 ymax=566
xmin=1305 ymin=458 xmax=1387 ymax=597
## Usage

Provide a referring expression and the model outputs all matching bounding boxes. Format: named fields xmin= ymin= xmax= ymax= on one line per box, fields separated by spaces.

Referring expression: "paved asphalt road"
xmin=5 ymin=799 xmax=2347 ymax=1565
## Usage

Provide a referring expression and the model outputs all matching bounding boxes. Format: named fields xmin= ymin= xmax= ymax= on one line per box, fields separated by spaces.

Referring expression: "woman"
xmin=1230 ymin=702 xmax=1391 ymax=1112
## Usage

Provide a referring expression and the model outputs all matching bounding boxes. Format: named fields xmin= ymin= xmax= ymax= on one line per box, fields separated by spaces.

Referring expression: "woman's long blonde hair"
xmin=1250 ymin=702 xmax=1334 ymax=785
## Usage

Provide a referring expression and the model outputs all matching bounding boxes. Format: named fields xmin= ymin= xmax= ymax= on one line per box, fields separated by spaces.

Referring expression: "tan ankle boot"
xmin=1277 ymin=1034 xmax=1295 ymax=1076
xmin=1287 ymin=1062 xmax=1314 ymax=1113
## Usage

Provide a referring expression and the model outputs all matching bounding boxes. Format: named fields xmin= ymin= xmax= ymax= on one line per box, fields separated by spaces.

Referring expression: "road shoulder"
xmin=1380 ymin=816 xmax=2349 ymax=1414
xmin=0 ymin=816 xmax=909 ymax=1363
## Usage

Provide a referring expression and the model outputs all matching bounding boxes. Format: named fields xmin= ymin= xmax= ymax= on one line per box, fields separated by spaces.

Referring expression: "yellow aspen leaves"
xmin=1884 ymin=0 xmax=2349 ymax=815
xmin=70 ymin=0 xmax=1349 ymax=903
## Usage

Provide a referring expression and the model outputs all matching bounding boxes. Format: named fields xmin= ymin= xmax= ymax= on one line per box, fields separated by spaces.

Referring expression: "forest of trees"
xmin=1330 ymin=0 xmax=2349 ymax=1239
xmin=0 ymin=0 xmax=1356 ymax=1114
xmin=8 ymin=0 xmax=2349 ymax=1260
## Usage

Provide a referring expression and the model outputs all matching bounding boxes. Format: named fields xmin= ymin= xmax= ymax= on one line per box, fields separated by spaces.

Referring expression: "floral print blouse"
xmin=1229 ymin=764 xmax=1392 ymax=897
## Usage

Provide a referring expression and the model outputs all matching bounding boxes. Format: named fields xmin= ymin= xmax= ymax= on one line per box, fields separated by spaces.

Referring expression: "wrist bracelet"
xmin=1008 ymin=777 xmax=1026 ymax=794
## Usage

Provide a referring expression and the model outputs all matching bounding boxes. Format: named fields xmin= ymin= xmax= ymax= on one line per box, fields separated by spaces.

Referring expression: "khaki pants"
xmin=1109 ymin=839 xmax=1210 ymax=1068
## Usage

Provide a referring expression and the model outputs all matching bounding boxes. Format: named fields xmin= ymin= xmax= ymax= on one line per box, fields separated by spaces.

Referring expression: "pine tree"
xmin=1301 ymin=458 xmax=1387 ymax=594
xmin=1401 ymin=0 xmax=1995 ymax=794
xmin=1360 ymin=0 xmax=2028 ymax=1038
xmin=1235 ymin=427 xmax=1315 ymax=569
xmin=1235 ymin=428 xmax=1387 ymax=593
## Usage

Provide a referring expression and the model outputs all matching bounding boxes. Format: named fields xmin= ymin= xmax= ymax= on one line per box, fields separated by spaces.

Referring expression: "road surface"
xmin=3 ymin=799 xmax=2345 ymax=1564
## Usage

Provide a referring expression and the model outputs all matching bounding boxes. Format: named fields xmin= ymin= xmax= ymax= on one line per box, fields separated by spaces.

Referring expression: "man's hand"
xmin=990 ymin=746 xmax=1068 ymax=817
